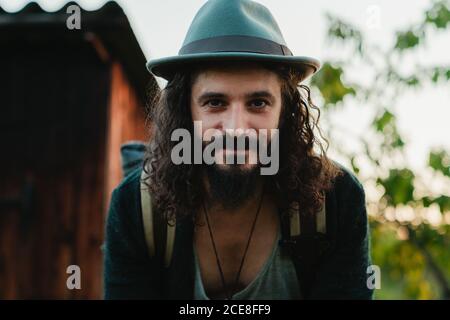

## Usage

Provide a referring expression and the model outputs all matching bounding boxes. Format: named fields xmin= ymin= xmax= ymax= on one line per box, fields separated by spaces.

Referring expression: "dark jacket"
xmin=103 ymin=163 xmax=373 ymax=300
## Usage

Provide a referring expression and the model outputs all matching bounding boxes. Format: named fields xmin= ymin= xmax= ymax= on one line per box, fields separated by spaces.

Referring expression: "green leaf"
xmin=435 ymin=195 xmax=450 ymax=213
xmin=395 ymin=30 xmax=421 ymax=50
xmin=310 ymin=62 xmax=356 ymax=108
xmin=377 ymin=169 xmax=415 ymax=206
xmin=374 ymin=110 xmax=394 ymax=132
xmin=425 ymin=1 xmax=450 ymax=29
xmin=421 ymin=195 xmax=450 ymax=213
xmin=430 ymin=67 xmax=450 ymax=83
xmin=326 ymin=14 xmax=362 ymax=41
xmin=372 ymin=110 xmax=405 ymax=150
xmin=432 ymin=69 xmax=441 ymax=83
xmin=391 ymin=135 xmax=405 ymax=149
xmin=350 ymin=156 xmax=360 ymax=174
xmin=325 ymin=13 xmax=364 ymax=55
xmin=421 ymin=196 xmax=433 ymax=207
xmin=428 ymin=150 xmax=450 ymax=177
xmin=405 ymin=76 xmax=420 ymax=87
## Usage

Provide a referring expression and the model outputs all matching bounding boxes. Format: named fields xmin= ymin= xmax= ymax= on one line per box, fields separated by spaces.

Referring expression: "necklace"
xmin=201 ymin=185 xmax=265 ymax=300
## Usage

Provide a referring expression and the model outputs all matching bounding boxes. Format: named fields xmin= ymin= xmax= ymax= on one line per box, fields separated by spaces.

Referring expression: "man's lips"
xmin=217 ymin=149 xmax=250 ymax=153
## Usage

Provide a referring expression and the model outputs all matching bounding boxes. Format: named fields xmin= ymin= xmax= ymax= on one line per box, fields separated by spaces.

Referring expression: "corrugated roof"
xmin=0 ymin=1 xmax=155 ymax=103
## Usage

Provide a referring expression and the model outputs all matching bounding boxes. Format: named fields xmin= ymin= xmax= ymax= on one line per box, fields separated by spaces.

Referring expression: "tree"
xmin=310 ymin=0 xmax=450 ymax=299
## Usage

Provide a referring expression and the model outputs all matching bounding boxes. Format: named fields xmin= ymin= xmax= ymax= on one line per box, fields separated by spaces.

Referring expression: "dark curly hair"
xmin=143 ymin=61 xmax=343 ymax=224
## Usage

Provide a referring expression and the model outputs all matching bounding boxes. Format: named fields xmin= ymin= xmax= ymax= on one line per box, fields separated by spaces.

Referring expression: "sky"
xmin=1 ymin=0 xmax=449 ymax=179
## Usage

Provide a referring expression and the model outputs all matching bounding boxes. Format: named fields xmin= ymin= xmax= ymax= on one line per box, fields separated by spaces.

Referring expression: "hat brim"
xmin=146 ymin=52 xmax=321 ymax=82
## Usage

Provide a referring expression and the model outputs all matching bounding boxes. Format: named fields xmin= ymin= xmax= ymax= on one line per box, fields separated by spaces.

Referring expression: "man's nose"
xmin=223 ymin=104 xmax=248 ymax=131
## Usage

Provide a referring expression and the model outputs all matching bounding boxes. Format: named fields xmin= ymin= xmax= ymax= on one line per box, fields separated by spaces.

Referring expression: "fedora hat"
xmin=146 ymin=0 xmax=320 ymax=82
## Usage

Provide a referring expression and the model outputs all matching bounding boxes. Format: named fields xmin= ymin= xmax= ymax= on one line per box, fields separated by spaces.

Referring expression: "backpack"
xmin=121 ymin=141 xmax=177 ymax=267
xmin=121 ymin=141 xmax=330 ymax=297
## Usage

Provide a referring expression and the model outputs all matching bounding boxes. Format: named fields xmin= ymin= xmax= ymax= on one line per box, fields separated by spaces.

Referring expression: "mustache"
xmin=201 ymin=134 xmax=261 ymax=152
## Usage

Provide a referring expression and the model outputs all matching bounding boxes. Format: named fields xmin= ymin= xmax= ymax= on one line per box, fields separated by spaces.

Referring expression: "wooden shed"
xmin=0 ymin=1 xmax=156 ymax=299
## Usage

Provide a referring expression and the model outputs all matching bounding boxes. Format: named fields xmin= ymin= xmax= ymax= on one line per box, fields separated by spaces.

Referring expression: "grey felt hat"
xmin=146 ymin=0 xmax=320 ymax=82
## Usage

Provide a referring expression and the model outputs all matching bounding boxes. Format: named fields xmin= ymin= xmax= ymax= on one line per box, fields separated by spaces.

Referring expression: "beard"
xmin=200 ymin=131 xmax=276 ymax=209
xmin=203 ymin=162 xmax=260 ymax=210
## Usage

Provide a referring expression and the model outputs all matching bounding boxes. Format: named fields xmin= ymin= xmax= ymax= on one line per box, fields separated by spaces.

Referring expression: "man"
xmin=103 ymin=0 xmax=373 ymax=300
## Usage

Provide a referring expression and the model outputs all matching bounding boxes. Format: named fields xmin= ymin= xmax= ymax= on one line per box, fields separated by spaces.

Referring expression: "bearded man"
xmin=103 ymin=0 xmax=373 ymax=300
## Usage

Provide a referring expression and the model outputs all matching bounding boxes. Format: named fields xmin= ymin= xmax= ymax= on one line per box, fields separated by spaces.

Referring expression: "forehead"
xmin=190 ymin=63 xmax=281 ymax=96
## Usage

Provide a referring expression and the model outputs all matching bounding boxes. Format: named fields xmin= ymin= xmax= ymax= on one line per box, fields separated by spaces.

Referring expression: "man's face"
xmin=190 ymin=64 xmax=283 ymax=172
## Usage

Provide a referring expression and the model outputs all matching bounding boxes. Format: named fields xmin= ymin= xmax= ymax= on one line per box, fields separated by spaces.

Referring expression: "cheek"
xmin=190 ymin=106 xmax=218 ymax=139
xmin=191 ymin=108 xmax=216 ymax=136
xmin=254 ymin=107 xmax=282 ymax=130
xmin=273 ymin=104 xmax=284 ymax=128
xmin=192 ymin=113 xmax=216 ymax=131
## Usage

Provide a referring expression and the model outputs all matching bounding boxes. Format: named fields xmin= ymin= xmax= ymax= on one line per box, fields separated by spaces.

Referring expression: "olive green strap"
xmin=140 ymin=169 xmax=155 ymax=257
xmin=140 ymin=169 xmax=176 ymax=267
xmin=289 ymin=196 xmax=327 ymax=236
xmin=316 ymin=200 xmax=327 ymax=234
xmin=164 ymin=222 xmax=176 ymax=268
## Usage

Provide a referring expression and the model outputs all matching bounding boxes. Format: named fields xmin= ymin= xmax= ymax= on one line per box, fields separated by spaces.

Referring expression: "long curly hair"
xmin=143 ymin=61 xmax=343 ymax=224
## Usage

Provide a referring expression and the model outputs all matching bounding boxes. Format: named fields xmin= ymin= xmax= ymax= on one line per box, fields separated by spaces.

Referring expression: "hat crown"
xmin=146 ymin=0 xmax=320 ymax=82
xmin=181 ymin=0 xmax=288 ymax=51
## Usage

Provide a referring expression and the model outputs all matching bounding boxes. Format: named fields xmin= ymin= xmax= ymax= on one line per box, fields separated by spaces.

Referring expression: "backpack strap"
xmin=284 ymin=196 xmax=329 ymax=299
xmin=289 ymin=197 xmax=327 ymax=236
xmin=140 ymin=169 xmax=176 ymax=268
xmin=316 ymin=202 xmax=327 ymax=234
xmin=140 ymin=169 xmax=155 ymax=257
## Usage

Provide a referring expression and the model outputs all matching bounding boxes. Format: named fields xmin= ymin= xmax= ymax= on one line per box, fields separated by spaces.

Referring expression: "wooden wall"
xmin=0 ymin=39 xmax=148 ymax=299
xmin=104 ymin=62 xmax=147 ymax=212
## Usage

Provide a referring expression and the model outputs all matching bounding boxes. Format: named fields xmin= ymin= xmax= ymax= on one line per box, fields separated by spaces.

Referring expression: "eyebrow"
xmin=196 ymin=90 xmax=276 ymax=104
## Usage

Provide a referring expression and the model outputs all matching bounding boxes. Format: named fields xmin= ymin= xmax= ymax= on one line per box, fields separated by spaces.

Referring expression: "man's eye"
xmin=205 ymin=99 xmax=225 ymax=108
xmin=250 ymin=99 xmax=269 ymax=109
